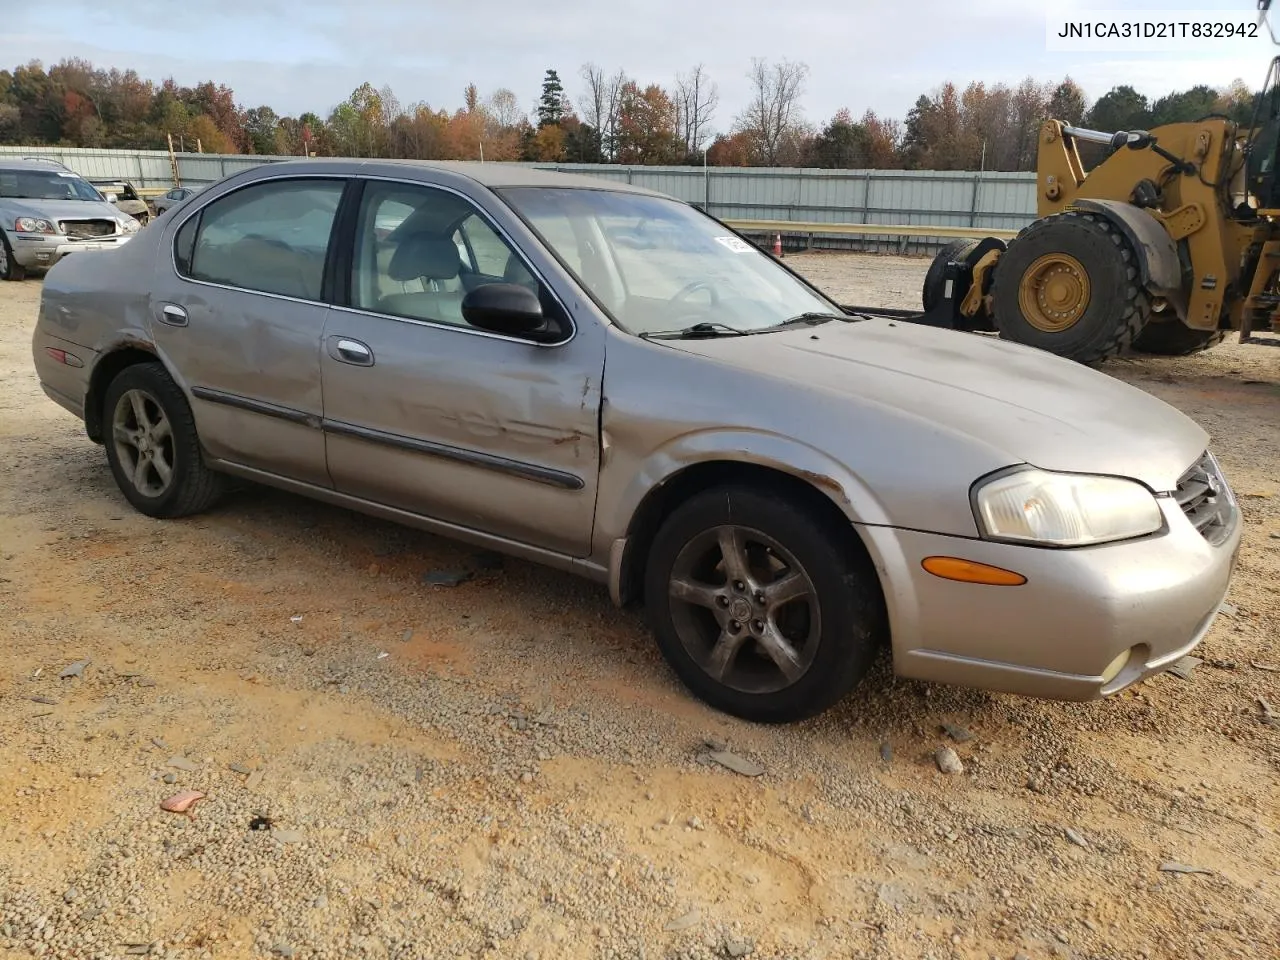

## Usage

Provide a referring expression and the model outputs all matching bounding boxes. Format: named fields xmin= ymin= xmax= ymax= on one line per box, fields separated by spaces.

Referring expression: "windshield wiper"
xmin=639 ymin=322 xmax=748 ymax=340
xmin=770 ymin=311 xmax=852 ymax=329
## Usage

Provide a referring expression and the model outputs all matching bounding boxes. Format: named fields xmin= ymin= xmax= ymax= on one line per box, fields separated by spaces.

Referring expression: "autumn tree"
xmin=614 ymin=82 xmax=682 ymax=164
xmin=706 ymin=131 xmax=755 ymax=166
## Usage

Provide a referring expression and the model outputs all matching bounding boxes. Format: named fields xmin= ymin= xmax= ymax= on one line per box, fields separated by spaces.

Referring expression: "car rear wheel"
xmin=0 ymin=234 xmax=26 ymax=281
xmin=102 ymin=361 xmax=226 ymax=518
xmin=644 ymin=484 xmax=886 ymax=723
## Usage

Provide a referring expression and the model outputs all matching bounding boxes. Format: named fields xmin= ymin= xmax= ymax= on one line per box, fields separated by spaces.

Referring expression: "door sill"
xmin=207 ymin=459 xmax=607 ymax=583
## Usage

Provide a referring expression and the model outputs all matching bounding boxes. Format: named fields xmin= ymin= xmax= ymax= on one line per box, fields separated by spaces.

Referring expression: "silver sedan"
xmin=29 ymin=158 xmax=1242 ymax=723
xmin=152 ymin=185 xmax=204 ymax=217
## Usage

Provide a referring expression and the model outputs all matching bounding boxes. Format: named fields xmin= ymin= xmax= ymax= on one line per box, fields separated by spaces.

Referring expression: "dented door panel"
xmin=319 ymin=309 xmax=605 ymax=556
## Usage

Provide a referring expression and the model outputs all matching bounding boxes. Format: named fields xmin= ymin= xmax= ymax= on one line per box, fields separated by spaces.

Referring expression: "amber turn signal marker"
xmin=921 ymin=556 xmax=1027 ymax=586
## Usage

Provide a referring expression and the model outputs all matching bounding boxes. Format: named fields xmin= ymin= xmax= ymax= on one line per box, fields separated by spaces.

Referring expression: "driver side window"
xmin=351 ymin=182 xmax=543 ymax=329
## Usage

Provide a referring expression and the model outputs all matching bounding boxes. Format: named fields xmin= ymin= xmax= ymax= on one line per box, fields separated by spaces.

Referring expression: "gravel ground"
xmin=2 ymin=253 xmax=1279 ymax=960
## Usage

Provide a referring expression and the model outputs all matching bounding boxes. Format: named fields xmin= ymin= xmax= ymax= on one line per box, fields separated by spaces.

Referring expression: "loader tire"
xmin=1131 ymin=320 xmax=1226 ymax=356
xmin=989 ymin=211 xmax=1151 ymax=366
xmin=922 ymin=239 xmax=980 ymax=312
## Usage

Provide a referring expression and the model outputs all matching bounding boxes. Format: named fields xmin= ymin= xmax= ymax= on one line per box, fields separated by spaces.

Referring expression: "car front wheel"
xmin=0 ymin=234 xmax=26 ymax=281
xmin=102 ymin=361 xmax=226 ymax=518
xmin=644 ymin=484 xmax=886 ymax=724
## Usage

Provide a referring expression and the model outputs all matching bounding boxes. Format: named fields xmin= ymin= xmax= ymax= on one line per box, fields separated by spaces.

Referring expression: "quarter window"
xmin=351 ymin=181 xmax=546 ymax=330
xmin=175 ymin=178 xmax=345 ymax=301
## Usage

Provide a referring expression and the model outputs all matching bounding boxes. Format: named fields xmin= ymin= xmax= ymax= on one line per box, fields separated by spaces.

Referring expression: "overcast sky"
xmin=3 ymin=0 xmax=1273 ymax=133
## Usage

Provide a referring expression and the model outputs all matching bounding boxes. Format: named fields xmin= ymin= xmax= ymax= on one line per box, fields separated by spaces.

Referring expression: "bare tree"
xmin=378 ymin=84 xmax=403 ymax=130
xmin=579 ymin=63 xmax=607 ymax=130
xmin=675 ymin=64 xmax=719 ymax=158
xmin=487 ymin=88 xmax=522 ymax=129
xmin=733 ymin=57 xmax=810 ymax=165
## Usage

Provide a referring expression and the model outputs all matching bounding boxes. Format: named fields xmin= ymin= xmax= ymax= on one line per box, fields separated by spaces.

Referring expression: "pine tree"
xmin=537 ymin=69 xmax=564 ymax=128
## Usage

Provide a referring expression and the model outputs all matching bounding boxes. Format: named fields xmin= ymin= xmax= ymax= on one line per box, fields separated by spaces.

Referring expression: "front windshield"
xmin=499 ymin=186 xmax=843 ymax=336
xmin=0 ymin=169 xmax=104 ymax=202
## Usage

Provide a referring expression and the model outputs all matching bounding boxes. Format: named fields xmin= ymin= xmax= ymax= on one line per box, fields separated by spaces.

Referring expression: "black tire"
xmin=102 ymin=361 xmax=226 ymax=518
xmin=1131 ymin=319 xmax=1227 ymax=356
xmin=922 ymin=239 xmax=979 ymax=312
xmin=989 ymin=211 xmax=1151 ymax=365
xmin=0 ymin=234 xmax=27 ymax=281
xmin=643 ymin=484 xmax=886 ymax=724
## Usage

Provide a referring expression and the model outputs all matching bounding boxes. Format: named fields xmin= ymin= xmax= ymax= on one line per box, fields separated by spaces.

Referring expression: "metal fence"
xmin=1 ymin=145 xmax=1038 ymax=254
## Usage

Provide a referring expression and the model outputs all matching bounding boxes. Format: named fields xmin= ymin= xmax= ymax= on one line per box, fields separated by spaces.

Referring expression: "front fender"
xmin=1066 ymin=198 xmax=1186 ymax=318
xmin=595 ymin=426 xmax=896 ymax=550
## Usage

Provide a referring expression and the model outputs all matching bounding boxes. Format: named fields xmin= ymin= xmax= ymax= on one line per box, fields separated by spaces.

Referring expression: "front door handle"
xmin=158 ymin=304 xmax=188 ymax=326
xmin=328 ymin=336 xmax=374 ymax=366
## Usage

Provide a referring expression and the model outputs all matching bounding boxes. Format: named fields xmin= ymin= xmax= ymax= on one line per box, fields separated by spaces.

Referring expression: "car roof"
xmin=0 ymin=158 xmax=85 ymax=173
xmin=243 ymin=157 xmax=669 ymax=197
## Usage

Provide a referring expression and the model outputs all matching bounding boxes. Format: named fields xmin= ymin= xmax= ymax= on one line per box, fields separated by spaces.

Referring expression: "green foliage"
xmin=537 ymin=69 xmax=565 ymax=128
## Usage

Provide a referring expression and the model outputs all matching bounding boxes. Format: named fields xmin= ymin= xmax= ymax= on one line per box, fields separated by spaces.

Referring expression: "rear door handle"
xmin=158 ymin=304 xmax=188 ymax=326
xmin=328 ymin=336 xmax=374 ymax=366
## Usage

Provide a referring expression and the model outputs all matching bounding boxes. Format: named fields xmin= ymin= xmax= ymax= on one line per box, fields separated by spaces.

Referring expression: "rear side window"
xmin=174 ymin=214 xmax=198 ymax=275
xmin=173 ymin=178 xmax=345 ymax=302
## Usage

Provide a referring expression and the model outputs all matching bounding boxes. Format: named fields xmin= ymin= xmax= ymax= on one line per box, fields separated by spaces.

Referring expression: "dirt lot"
xmin=2 ymin=253 xmax=1278 ymax=960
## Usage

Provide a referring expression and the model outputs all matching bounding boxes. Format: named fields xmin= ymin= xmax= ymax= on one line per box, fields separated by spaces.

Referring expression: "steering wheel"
xmin=671 ymin=279 xmax=721 ymax=306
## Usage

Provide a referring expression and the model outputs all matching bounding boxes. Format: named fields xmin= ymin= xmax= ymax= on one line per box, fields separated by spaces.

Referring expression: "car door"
xmin=148 ymin=175 xmax=348 ymax=489
xmin=318 ymin=177 xmax=605 ymax=558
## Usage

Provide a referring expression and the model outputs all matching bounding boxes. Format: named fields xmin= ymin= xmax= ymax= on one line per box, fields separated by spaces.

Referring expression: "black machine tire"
xmin=643 ymin=484 xmax=886 ymax=724
xmin=989 ymin=211 xmax=1151 ymax=365
xmin=1131 ymin=319 xmax=1227 ymax=356
xmin=0 ymin=234 xmax=27 ymax=281
xmin=102 ymin=361 xmax=226 ymax=519
xmin=922 ymin=239 xmax=980 ymax=312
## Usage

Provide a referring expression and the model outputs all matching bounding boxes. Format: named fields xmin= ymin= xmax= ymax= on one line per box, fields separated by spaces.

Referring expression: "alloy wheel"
xmin=112 ymin=388 xmax=176 ymax=498
xmin=666 ymin=524 xmax=822 ymax=694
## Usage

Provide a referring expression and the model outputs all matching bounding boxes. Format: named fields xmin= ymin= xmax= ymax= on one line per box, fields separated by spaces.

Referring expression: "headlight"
xmin=973 ymin=468 xmax=1163 ymax=547
xmin=15 ymin=217 xmax=56 ymax=235
xmin=120 ymin=217 xmax=141 ymax=233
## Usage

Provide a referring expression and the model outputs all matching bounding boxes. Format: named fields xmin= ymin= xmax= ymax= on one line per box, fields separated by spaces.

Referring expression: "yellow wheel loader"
xmin=865 ymin=3 xmax=1280 ymax=365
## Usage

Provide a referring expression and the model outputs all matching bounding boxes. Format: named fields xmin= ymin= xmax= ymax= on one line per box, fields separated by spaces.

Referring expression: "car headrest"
xmin=387 ymin=233 xmax=461 ymax=282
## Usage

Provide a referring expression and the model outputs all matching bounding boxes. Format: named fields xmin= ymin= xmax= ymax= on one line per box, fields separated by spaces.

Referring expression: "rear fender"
xmin=1067 ymin=198 xmax=1187 ymax=319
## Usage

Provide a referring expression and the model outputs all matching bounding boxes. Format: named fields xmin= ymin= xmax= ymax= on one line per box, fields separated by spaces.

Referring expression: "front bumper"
xmin=9 ymin=233 xmax=131 ymax=269
xmin=860 ymin=471 xmax=1242 ymax=701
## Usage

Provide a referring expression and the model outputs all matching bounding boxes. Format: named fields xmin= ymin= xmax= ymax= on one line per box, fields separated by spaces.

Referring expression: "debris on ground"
xmin=159 ymin=790 xmax=205 ymax=814
xmin=664 ymin=909 xmax=700 ymax=931
xmin=58 ymin=659 xmax=89 ymax=679
xmin=703 ymin=749 xmax=765 ymax=777
xmin=935 ymin=747 xmax=964 ymax=774
xmin=941 ymin=722 xmax=974 ymax=742
xmin=1159 ymin=862 xmax=1214 ymax=876
xmin=422 ymin=569 xmax=473 ymax=587
xmin=1168 ymin=656 xmax=1203 ymax=680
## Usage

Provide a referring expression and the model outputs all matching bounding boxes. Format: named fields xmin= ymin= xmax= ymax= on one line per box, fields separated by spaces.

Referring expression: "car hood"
xmin=2 ymin=198 xmax=120 ymax=221
xmin=665 ymin=318 xmax=1208 ymax=493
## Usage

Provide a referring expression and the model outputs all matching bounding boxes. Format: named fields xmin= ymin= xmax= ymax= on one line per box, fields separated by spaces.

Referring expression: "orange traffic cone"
xmin=772 ymin=233 xmax=782 ymax=257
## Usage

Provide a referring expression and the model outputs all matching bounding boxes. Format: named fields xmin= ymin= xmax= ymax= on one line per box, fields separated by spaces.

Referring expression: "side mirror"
xmin=461 ymin=283 xmax=560 ymax=343
xmin=105 ymin=193 xmax=119 ymax=203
